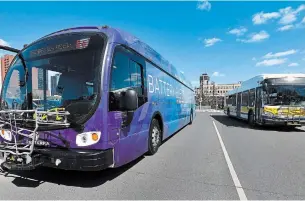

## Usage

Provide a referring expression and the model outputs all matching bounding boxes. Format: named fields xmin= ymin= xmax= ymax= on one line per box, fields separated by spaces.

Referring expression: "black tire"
xmin=248 ymin=111 xmax=255 ymax=127
xmin=147 ymin=119 xmax=162 ymax=155
xmin=227 ymin=108 xmax=230 ymax=117
xmin=189 ymin=111 xmax=193 ymax=125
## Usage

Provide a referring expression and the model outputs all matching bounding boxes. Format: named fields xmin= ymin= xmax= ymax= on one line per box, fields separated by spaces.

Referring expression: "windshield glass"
xmin=0 ymin=33 xmax=105 ymax=123
xmin=266 ymin=85 xmax=305 ymax=106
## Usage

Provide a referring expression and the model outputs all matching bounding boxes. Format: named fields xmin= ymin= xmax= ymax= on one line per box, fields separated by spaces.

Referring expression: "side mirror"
xmin=120 ymin=89 xmax=138 ymax=111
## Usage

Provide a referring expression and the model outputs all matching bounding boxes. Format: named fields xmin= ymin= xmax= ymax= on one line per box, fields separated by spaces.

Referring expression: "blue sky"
xmin=0 ymin=1 xmax=305 ymax=87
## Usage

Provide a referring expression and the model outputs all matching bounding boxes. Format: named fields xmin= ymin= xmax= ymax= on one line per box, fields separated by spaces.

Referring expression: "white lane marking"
xmin=212 ymin=120 xmax=248 ymax=200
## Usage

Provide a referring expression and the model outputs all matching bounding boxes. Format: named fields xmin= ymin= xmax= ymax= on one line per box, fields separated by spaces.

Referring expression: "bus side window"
xmin=129 ymin=60 xmax=145 ymax=107
xmin=110 ymin=52 xmax=130 ymax=92
xmin=249 ymin=89 xmax=255 ymax=107
xmin=232 ymin=94 xmax=236 ymax=106
xmin=109 ymin=48 xmax=145 ymax=111
xmin=227 ymin=96 xmax=232 ymax=105
xmin=242 ymin=91 xmax=249 ymax=106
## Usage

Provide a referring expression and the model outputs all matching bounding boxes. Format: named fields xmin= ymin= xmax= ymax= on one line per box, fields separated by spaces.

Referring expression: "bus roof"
xmin=31 ymin=26 xmax=193 ymax=89
xmin=225 ymin=73 xmax=305 ymax=96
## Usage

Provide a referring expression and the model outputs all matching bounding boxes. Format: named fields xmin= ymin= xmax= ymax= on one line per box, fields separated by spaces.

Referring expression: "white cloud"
xmin=228 ymin=27 xmax=248 ymax=36
xmin=288 ymin=62 xmax=299 ymax=67
xmin=279 ymin=5 xmax=305 ymax=25
xmin=277 ymin=24 xmax=294 ymax=31
xmin=302 ymin=16 xmax=305 ymax=23
xmin=180 ymin=71 xmax=184 ymax=74
xmin=252 ymin=57 xmax=257 ymax=61
xmin=237 ymin=31 xmax=270 ymax=43
xmin=203 ymin=38 xmax=222 ymax=47
xmin=252 ymin=12 xmax=280 ymax=25
xmin=263 ymin=49 xmax=298 ymax=59
xmin=0 ymin=39 xmax=10 ymax=47
xmin=197 ymin=0 xmax=211 ymax=11
xmin=212 ymin=71 xmax=225 ymax=77
xmin=256 ymin=58 xmax=287 ymax=66
xmin=296 ymin=4 xmax=305 ymax=13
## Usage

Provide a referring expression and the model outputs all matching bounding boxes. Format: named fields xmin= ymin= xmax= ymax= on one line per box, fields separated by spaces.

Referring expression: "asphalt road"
xmin=1 ymin=112 xmax=305 ymax=200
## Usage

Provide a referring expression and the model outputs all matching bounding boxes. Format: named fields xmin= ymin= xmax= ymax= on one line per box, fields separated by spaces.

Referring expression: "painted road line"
xmin=212 ymin=120 xmax=248 ymax=200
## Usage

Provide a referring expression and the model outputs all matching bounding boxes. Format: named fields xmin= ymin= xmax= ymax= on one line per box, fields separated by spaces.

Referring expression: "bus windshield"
xmin=0 ymin=33 xmax=105 ymax=123
xmin=266 ymin=85 xmax=305 ymax=106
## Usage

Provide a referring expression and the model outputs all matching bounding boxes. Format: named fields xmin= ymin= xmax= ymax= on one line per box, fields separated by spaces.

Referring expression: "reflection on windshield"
xmin=267 ymin=85 xmax=305 ymax=106
xmin=0 ymin=33 xmax=104 ymax=124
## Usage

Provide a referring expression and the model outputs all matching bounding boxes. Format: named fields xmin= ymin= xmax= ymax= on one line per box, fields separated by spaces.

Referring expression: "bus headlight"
xmin=263 ymin=111 xmax=273 ymax=117
xmin=0 ymin=130 xmax=12 ymax=141
xmin=76 ymin=132 xmax=101 ymax=147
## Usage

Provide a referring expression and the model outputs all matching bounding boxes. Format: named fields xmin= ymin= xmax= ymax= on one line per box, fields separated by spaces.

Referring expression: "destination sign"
xmin=29 ymin=42 xmax=75 ymax=58
xmin=28 ymin=37 xmax=91 ymax=58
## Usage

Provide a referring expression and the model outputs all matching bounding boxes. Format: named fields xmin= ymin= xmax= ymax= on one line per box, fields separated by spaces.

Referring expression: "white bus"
xmin=224 ymin=74 xmax=305 ymax=127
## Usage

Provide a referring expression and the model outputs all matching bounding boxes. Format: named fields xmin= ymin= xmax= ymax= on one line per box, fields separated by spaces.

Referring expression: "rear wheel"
xmin=248 ymin=111 xmax=255 ymax=127
xmin=227 ymin=108 xmax=230 ymax=117
xmin=147 ymin=119 xmax=162 ymax=155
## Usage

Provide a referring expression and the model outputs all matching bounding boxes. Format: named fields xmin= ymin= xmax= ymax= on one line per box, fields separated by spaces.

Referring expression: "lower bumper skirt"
xmin=1 ymin=148 xmax=114 ymax=171
xmin=262 ymin=118 xmax=305 ymax=126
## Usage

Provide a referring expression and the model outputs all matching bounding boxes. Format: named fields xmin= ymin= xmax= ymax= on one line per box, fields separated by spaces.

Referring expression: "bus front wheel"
xmin=147 ymin=119 xmax=162 ymax=155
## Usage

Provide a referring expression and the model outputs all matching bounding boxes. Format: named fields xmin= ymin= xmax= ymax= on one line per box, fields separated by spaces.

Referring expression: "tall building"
xmin=38 ymin=68 xmax=48 ymax=90
xmin=0 ymin=54 xmax=14 ymax=82
xmin=50 ymin=74 xmax=60 ymax=96
xmin=31 ymin=67 xmax=49 ymax=99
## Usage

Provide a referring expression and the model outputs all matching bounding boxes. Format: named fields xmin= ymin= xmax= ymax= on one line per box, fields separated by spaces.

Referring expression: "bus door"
xmin=237 ymin=92 xmax=242 ymax=117
xmin=108 ymin=46 xmax=148 ymax=165
xmin=255 ymin=87 xmax=262 ymax=122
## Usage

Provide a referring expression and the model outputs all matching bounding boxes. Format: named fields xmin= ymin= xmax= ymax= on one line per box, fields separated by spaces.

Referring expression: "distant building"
xmin=38 ymin=68 xmax=48 ymax=90
xmin=50 ymin=74 xmax=60 ymax=96
xmin=0 ymin=54 xmax=14 ymax=82
xmin=197 ymin=73 xmax=241 ymax=109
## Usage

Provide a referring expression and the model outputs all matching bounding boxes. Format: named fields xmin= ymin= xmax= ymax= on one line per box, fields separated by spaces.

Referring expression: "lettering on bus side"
xmin=148 ymin=74 xmax=185 ymax=103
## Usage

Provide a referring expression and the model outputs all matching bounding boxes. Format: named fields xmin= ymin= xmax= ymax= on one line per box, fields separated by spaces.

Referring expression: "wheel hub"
xmin=151 ymin=127 xmax=160 ymax=148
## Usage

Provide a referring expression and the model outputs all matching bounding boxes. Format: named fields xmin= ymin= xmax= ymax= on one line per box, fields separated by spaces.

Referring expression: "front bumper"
xmin=1 ymin=148 xmax=114 ymax=171
xmin=262 ymin=115 xmax=305 ymax=126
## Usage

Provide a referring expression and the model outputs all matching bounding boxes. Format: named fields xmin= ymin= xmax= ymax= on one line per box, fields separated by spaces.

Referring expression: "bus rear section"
xmin=0 ymin=26 xmax=195 ymax=172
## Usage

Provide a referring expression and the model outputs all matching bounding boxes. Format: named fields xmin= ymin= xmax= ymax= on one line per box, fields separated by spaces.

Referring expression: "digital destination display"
xmin=30 ymin=42 xmax=74 ymax=57
xmin=28 ymin=37 xmax=90 ymax=58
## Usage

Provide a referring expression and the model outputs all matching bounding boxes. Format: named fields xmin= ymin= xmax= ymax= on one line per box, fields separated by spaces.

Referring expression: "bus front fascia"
xmin=0 ymin=45 xmax=72 ymax=169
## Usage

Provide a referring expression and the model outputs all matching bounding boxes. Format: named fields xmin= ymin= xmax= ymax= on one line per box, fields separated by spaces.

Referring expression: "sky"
xmin=0 ymin=1 xmax=305 ymax=88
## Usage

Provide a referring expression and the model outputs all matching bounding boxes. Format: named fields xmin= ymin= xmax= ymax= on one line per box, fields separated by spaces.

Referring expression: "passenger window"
xmin=129 ymin=60 xmax=143 ymax=97
xmin=109 ymin=48 xmax=145 ymax=111
xmin=110 ymin=52 xmax=130 ymax=92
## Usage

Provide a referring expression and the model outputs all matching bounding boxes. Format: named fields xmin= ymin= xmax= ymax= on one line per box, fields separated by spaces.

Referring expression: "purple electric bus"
xmin=0 ymin=26 xmax=195 ymax=171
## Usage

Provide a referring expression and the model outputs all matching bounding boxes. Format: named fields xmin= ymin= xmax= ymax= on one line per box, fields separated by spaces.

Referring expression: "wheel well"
xmin=153 ymin=113 xmax=163 ymax=140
